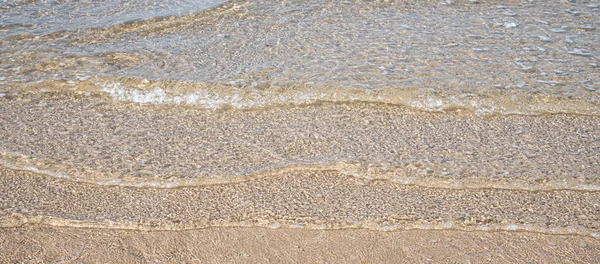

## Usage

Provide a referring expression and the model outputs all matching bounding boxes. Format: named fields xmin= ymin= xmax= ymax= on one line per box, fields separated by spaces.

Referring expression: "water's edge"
xmin=3 ymin=77 xmax=599 ymax=116
xmin=2 ymin=213 xmax=598 ymax=240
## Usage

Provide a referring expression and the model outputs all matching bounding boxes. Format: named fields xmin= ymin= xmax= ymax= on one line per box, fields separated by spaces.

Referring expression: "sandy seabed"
xmin=1 ymin=101 xmax=599 ymax=263
xmin=2 ymin=0 xmax=600 ymax=262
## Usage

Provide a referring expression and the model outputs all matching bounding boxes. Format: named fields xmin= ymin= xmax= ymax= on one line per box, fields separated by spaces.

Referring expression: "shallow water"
xmin=0 ymin=0 xmax=228 ymax=38
xmin=1 ymin=0 xmax=600 ymax=237
xmin=1 ymin=0 xmax=599 ymax=114
xmin=2 ymin=167 xmax=600 ymax=238
xmin=1 ymin=97 xmax=599 ymax=190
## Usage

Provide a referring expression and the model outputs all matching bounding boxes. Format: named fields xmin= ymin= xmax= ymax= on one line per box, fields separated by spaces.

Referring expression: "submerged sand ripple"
xmin=1 ymin=166 xmax=599 ymax=238
xmin=1 ymin=94 xmax=598 ymax=190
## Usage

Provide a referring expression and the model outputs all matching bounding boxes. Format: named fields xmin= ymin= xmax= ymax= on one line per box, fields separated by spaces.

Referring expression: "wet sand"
xmin=2 ymin=165 xmax=600 ymax=233
xmin=2 ymin=226 xmax=600 ymax=264
xmin=1 ymin=100 xmax=600 ymax=262
xmin=2 ymin=0 xmax=600 ymax=262
xmin=1 ymin=95 xmax=599 ymax=190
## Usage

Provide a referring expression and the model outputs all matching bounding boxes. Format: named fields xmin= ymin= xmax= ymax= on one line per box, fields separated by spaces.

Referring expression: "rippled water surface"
xmin=0 ymin=0 xmax=227 ymax=37
xmin=1 ymin=0 xmax=600 ymax=237
xmin=1 ymin=0 xmax=599 ymax=114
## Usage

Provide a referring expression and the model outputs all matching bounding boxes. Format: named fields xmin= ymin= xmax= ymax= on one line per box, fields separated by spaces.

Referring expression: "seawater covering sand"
xmin=10 ymin=76 xmax=600 ymax=115
xmin=0 ymin=94 xmax=599 ymax=190
xmin=0 ymin=0 xmax=228 ymax=38
xmin=1 ymin=0 xmax=599 ymax=115
xmin=3 ymin=227 xmax=600 ymax=263
xmin=1 ymin=0 xmax=600 ymax=262
xmin=2 ymin=167 xmax=600 ymax=238
xmin=1 ymin=97 xmax=599 ymax=238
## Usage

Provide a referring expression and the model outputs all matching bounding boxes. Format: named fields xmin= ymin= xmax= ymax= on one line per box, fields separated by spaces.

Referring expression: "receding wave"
xmin=2 ymin=157 xmax=599 ymax=191
xmin=100 ymin=80 xmax=600 ymax=116
xmin=9 ymin=77 xmax=599 ymax=116
xmin=1 ymin=86 xmax=598 ymax=191
xmin=2 ymin=213 xmax=598 ymax=239
xmin=2 ymin=160 xmax=599 ymax=239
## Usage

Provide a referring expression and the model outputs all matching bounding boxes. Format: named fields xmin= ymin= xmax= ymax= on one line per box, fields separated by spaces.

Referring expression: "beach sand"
xmin=1 ymin=97 xmax=599 ymax=262
xmin=2 ymin=226 xmax=600 ymax=263
xmin=2 ymin=0 xmax=600 ymax=261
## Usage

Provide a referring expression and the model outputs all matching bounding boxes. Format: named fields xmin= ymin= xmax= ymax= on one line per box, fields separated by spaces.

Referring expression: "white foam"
xmin=99 ymin=81 xmax=600 ymax=116
xmin=0 ymin=158 xmax=72 ymax=180
xmin=102 ymin=83 xmax=237 ymax=109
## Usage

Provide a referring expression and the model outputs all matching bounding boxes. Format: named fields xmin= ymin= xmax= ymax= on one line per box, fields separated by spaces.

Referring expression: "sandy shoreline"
xmin=2 ymin=226 xmax=599 ymax=263
xmin=2 ymin=165 xmax=599 ymax=235
xmin=2 ymin=0 xmax=599 ymax=262
xmin=2 ymin=96 xmax=599 ymax=189
xmin=1 ymin=99 xmax=599 ymax=262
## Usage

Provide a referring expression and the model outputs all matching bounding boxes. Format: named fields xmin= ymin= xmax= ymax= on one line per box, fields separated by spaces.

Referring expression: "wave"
xmin=8 ymin=77 xmax=599 ymax=116
xmin=2 ymin=156 xmax=599 ymax=191
xmin=100 ymin=81 xmax=600 ymax=116
xmin=2 ymin=213 xmax=598 ymax=239
xmin=3 ymin=80 xmax=599 ymax=191
xmin=3 ymin=155 xmax=599 ymax=239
